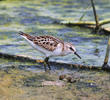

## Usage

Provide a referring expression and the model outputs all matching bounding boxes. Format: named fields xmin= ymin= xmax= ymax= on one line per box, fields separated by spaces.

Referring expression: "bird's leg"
xmin=44 ymin=57 xmax=51 ymax=71
xmin=43 ymin=62 xmax=47 ymax=71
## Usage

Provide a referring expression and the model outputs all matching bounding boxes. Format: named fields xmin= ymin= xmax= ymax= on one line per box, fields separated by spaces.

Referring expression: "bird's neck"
xmin=61 ymin=42 xmax=69 ymax=53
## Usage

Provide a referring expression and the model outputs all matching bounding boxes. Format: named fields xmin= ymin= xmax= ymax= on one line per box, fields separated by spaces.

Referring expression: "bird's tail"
xmin=18 ymin=31 xmax=34 ymax=41
xmin=19 ymin=31 xmax=28 ymax=36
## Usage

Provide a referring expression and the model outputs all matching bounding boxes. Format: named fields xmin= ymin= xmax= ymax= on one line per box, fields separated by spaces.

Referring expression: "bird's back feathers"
xmin=19 ymin=31 xmax=63 ymax=51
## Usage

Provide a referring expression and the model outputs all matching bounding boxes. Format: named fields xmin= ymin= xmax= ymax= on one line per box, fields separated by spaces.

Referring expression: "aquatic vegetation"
xmin=0 ymin=0 xmax=110 ymax=99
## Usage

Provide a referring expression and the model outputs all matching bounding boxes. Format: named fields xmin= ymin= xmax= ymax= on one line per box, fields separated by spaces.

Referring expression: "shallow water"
xmin=0 ymin=0 xmax=109 ymax=66
xmin=0 ymin=0 xmax=110 ymax=100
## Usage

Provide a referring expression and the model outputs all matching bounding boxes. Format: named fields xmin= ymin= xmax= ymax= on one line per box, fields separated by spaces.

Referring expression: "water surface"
xmin=0 ymin=0 xmax=110 ymax=99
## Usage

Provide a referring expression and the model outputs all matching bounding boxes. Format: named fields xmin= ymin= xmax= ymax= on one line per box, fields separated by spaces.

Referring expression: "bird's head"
xmin=65 ymin=42 xmax=81 ymax=59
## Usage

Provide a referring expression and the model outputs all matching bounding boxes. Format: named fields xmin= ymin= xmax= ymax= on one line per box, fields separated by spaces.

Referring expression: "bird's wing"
xmin=33 ymin=35 xmax=63 ymax=51
xmin=19 ymin=31 xmax=63 ymax=51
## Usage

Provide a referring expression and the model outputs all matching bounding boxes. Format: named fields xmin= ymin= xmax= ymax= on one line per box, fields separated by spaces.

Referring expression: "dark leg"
xmin=44 ymin=61 xmax=47 ymax=71
xmin=44 ymin=57 xmax=51 ymax=71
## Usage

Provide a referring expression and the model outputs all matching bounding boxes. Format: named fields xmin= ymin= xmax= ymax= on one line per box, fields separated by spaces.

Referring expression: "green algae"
xmin=0 ymin=65 xmax=110 ymax=100
xmin=0 ymin=0 xmax=110 ymax=99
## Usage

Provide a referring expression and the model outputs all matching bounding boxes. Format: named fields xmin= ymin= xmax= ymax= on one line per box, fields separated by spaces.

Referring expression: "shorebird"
xmin=19 ymin=31 xmax=81 ymax=71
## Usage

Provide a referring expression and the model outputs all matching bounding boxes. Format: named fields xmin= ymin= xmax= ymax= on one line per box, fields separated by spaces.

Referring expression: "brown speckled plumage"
xmin=19 ymin=31 xmax=63 ymax=51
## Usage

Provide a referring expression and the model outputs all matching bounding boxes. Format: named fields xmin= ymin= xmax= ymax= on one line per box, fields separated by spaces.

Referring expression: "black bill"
xmin=74 ymin=52 xmax=81 ymax=59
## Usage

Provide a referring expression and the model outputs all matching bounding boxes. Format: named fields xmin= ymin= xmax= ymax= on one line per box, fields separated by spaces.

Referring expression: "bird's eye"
xmin=70 ymin=47 xmax=74 ymax=51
